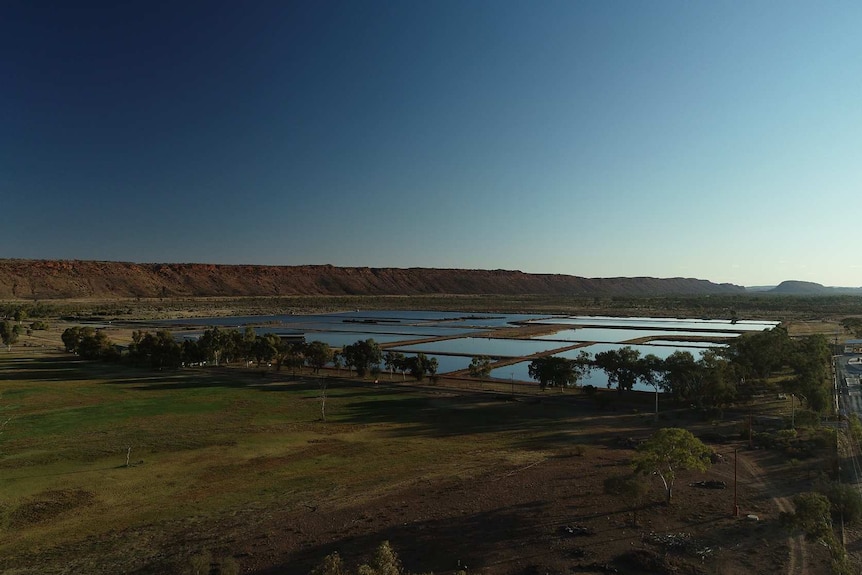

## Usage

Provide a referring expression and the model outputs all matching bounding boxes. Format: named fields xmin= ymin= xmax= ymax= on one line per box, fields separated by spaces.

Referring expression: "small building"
xmin=844 ymin=339 xmax=862 ymax=354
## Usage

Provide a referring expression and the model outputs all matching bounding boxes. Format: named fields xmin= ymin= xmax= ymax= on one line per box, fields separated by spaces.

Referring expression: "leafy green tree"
xmin=198 ymin=327 xmax=231 ymax=366
xmin=468 ymin=355 xmax=492 ymax=379
xmin=238 ymin=327 xmax=258 ymax=366
xmin=658 ymin=350 xmax=701 ymax=402
xmin=594 ymin=347 xmax=641 ymax=392
xmin=632 ymin=427 xmax=711 ymax=504
xmin=528 ymin=352 xmax=591 ymax=391
xmin=821 ymin=481 xmax=862 ymax=526
xmin=842 ymin=317 xmax=862 ymax=339
xmin=784 ymin=334 xmax=832 ymax=413
xmin=181 ymin=338 xmax=206 ymax=365
xmin=406 ymin=353 xmax=438 ymax=381
xmin=312 ymin=551 xmax=347 ymax=575
xmin=637 ymin=352 xmax=664 ymax=391
xmin=332 ymin=350 xmax=343 ymax=375
xmin=78 ymin=329 xmax=117 ymax=360
xmin=722 ymin=326 xmax=791 ymax=381
xmin=343 ymin=339 xmax=382 ymax=377
xmin=61 ymin=326 xmax=91 ymax=353
xmin=0 ymin=321 xmax=20 ymax=351
xmin=282 ymin=341 xmax=306 ymax=374
xmin=311 ymin=541 xmax=413 ymax=575
xmin=787 ymin=492 xmax=833 ymax=542
xmin=697 ymin=349 xmax=736 ymax=408
xmin=383 ymin=351 xmax=406 ymax=380
xmin=13 ymin=307 xmax=28 ymax=324
xmin=252 ymin=334 xmax=278 ymax=367
xmin=305 ymin=340 xmax=334 ymax=373
xmin=358 ymin=541 xmax=403 ymax=575
xmin=128 ymin=330 xmax=181 ymax=369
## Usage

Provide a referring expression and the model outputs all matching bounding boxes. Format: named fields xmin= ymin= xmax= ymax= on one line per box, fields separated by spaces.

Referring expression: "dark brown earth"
xmin=0 ymin=259 xmax=745 ymax=300
xmin=208 ymin=420 xmax=833 ymax=575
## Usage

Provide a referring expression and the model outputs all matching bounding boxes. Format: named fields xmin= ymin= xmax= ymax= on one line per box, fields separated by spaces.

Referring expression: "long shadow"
xmin=253 ymin=504 xmax=551 ymax=575
xmin=0 ymin=355 xmax=98 ymax=382
xmin=334 ymin=393 xmax=640 ymax=452
xmin=11 ymin=354 xmax=663 ymax=452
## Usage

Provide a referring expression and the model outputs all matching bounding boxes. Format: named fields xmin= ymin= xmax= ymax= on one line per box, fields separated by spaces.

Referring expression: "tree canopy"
xmin=632 ymin=427 xmax=711 ymax=504
xmin=343 ymin=339 xmax=382 ymax=377
xmin=528 ymin=352 xmax=591 ymax=391
xmin=468 ymin=355 xmax=492 ymax=379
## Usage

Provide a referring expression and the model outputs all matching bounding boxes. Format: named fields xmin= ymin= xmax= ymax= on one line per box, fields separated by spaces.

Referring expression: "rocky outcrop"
xmin=0 ymin=259 xmax=746 ymax=300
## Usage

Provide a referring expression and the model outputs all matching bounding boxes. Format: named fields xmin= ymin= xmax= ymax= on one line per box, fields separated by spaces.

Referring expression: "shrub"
xmin=820 ymin=481 xmax=862 ymax=525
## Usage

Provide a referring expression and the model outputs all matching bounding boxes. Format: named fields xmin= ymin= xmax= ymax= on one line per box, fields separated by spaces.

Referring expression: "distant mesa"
xmin=765 ymin=280 xmax=862 ymax=296
xmin=0 ymin=258 xmax=749 ymax=300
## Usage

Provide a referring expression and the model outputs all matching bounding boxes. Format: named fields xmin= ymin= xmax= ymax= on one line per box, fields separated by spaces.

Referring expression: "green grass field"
xmin=1 ymin=348 xmax=604 ymax=573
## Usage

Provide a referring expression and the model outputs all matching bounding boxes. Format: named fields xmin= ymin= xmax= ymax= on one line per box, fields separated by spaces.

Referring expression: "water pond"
xmin=390 ymin=337 xmax=568 ymax=358
xmin=530 ymin=315 xmax=778 ymax=332
xmin=532 ymin=327 xmax=737 ymax=343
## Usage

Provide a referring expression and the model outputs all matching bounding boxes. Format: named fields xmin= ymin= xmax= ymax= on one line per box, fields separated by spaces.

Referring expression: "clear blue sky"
xmin=2 ymin=1 xmax=860 ymax=287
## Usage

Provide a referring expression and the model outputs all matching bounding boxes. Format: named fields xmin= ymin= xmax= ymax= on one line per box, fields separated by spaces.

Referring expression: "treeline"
xmin=59 ymin=326 xmax=441 ymax=381
xmin=528 ymin=327 xmax=834 ymax=412
xmin=0 ymin=302 xmax=57 ymax=320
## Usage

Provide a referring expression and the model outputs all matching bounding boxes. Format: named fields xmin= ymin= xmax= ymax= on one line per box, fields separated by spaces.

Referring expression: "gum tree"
xmin=632 ymin=427 xmax=711 ymax=504
xmin=528 ymin=351 xmax=591 ymax=392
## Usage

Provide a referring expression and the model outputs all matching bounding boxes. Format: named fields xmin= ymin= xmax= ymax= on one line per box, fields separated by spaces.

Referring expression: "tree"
xmin=283 ymin=341 xmax=306 ymax=375
xmin=239 ymin=327 xmax=258 ymax=366
xmin=383 ymin=351 xmax=406 ymax=380
xmin=632 ymin=427 xmax=711 ymax=504
xmin=332 ymin=350 xmax=343 ymax=375
xmin=252 ymin=334 xmax=279 ymax=368
xmin=468 ymin=355 xmax=492 ymax=379
xmin=603 ymin=474 xmax=650 ymax=526
xmin=128 ymin=330 xmax=181 ymax=369
xmin=528 ymin=352 xmax=591 ymax=391
xmin=0 ymin=320 xmax=20 ymax=351
xmin=697 ymin=349 xmax=736 ymax=409
xmin=786 ymin=492 xmax=833 ymax=542
xmin=61 ymin=326 xmax=86 ymax=353
xmin=343 ymin=339 xmax=382 ymax=377
xmin=78 ymin=329 xmax=117 ymax=361
xmin=198 ymin=327 xmax=231 ymax=366
xmin=594 ymin=347 xmax=641 ymax=392
xmin=305 ymin=340 xmax=334 ymax=373
xmin=722 ymin=326 xmax=791 ymax=381
xmin=405 ymin=353 xmax=438 ymax=381
xmin=821 ymin=481 xmax=862 ymax=526
xmin=657 ymin=350 xmax=700 ymax=402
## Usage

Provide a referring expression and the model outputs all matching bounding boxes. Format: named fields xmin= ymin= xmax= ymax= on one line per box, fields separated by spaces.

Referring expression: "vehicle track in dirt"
xmin=737 ymin=452 xmax=807 ymax=575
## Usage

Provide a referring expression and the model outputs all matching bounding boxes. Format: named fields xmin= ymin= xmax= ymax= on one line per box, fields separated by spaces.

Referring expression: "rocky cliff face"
xmin=0 ymin=259 xmax=745 ymax=299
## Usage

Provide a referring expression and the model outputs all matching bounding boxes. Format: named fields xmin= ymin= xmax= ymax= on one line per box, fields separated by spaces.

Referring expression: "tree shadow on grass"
xmin=0 ymin=355 xmax=99 ymax=382
xmin=334 ymin=393 xmax=646 ymax=451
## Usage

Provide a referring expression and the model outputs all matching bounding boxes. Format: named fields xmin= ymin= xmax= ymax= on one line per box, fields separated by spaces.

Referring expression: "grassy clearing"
xmin=0 ymin=348 xmax=591 ymax=572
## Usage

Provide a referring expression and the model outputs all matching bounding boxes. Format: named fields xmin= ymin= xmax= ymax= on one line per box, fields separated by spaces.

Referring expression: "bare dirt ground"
xmin=101 ymin=384 xmax=828 ymax=575
xmin=227 ymin=430 xmax=832 ymax=575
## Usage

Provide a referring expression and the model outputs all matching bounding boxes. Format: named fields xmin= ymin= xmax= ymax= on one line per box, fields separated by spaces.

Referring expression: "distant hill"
xmin=0 ymin=259 xmax=746 ymax=300
xmin=766 ymin=280 xmax=862 ymax=296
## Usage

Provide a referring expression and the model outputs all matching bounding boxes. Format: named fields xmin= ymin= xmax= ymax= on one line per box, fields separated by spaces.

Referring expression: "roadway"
xmin=837 ymin=354 xmax=862 ymax=417
xmin=836 ymin=353 xmax=862 ymax=487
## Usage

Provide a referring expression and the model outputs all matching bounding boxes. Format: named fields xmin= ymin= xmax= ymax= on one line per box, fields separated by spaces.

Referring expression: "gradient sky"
xmin=2 ymin=1 xmax=860 ymax=287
